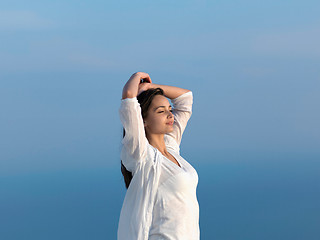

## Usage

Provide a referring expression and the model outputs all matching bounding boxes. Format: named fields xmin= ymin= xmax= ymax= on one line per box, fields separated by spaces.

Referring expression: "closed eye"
xmin=158 ymin=110 xmax=173 ymax=113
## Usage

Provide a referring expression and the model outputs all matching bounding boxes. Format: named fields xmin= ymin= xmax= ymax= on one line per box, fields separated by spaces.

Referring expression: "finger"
xmin=146 ymin=76 xmax=152 ymax=83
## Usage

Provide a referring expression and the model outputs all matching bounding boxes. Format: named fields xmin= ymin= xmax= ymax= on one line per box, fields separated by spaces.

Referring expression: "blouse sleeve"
xmin=119 ymin=97 xmax=148 ymax=172
xmin=166 ymin=91 xmax=193 ymax=146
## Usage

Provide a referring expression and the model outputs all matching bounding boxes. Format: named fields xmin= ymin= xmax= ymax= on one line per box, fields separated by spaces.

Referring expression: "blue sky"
xmin=1 ymin=0 xmax=319 ymax=174
xmin=1 ymin=1 xmax=320 ymax=239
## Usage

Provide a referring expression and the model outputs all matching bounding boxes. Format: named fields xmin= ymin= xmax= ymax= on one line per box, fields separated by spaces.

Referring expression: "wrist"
xmin=151 ymin=83 xmax=160 ymax=88
xmin=133 ymin=72 xmax=143 ymax=79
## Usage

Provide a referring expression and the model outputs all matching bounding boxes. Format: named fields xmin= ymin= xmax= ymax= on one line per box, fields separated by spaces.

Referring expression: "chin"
xmin=166 ymin=128 xmax=174 ymax=133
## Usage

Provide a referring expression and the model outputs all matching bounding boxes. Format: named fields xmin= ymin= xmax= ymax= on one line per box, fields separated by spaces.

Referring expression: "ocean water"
xmin=1 ymin=156 xmax=319 ymax=240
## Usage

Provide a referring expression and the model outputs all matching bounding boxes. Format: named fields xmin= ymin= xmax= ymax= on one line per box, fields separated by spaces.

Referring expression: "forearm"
xmin=122 ymin=73 xmax=142 ymax=99
xmin=151 ymin=83 xmax=190 ymax=99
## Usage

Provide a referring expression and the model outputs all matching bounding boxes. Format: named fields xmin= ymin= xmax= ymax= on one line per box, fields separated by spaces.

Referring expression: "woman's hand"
xmin=122 ymin=72 xmax=152 ymax=99
xmin=138 ymin=82 xmax=152 ymax=96
xmin=134 ymin=72 xmax=153 ymax=96
xmin=133 ymin=72 xmax=152 ymax=84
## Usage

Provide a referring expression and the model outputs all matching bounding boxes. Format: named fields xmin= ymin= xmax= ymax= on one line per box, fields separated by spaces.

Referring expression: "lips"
xmin=166 ymin=121 xmax=174 ymax=125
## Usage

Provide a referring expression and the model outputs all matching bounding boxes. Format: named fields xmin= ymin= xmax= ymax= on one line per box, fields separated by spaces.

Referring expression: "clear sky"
xmin=1 ymin=0 xmax=319 ymax=239
xmin=1 ymin=0 xmax=319 ymax=173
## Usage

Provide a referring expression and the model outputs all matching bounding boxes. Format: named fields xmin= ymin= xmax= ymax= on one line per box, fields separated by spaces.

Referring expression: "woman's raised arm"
xmin=122 ymin=72 xmax=152 ymax=99
xmin=149 ymin=83 xmax=190 ymax=99
xmin=119 ymin=72 xmax=152 ymax=172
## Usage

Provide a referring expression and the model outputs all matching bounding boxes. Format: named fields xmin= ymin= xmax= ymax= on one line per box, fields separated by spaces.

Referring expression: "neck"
xmin=146 ymin=133 xmax=168 ymax=155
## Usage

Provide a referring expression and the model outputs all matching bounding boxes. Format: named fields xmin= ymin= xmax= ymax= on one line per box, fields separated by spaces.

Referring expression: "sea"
xmin=1 ymin=154 xmax=319 ymax=240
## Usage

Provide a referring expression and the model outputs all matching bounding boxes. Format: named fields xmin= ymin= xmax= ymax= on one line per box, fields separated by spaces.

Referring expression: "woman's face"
xmin=144 ymin=95 xmax=174 ymax=135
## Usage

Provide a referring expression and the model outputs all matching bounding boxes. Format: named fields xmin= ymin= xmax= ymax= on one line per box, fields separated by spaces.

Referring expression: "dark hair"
xmin=121 ymin=88 xmax=164 ymax=189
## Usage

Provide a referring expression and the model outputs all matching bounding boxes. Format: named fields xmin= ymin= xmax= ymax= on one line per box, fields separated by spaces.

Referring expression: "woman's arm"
xmin=165 ymin=89 xmax=193 ymax=146
xmin=119 ymin=72 xmax=152 ymax=171
xmin=150 ymin=83 xmax=190 ymax=99
xmin=122 ymin=72 xmax=152 ymax=99
xmin=122 ymin=72 xmax=190 ymax=100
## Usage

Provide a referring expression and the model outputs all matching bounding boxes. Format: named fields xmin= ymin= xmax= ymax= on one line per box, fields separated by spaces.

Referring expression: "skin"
xmin=122 ymin=72 xmax=190 ymax=161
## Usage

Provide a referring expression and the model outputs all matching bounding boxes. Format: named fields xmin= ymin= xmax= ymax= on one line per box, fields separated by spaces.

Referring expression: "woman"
xmin=118 ymin=72 xmax=200 ymax=240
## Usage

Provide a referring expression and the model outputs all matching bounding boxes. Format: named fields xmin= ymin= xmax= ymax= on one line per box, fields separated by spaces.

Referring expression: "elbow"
xmin=122 ymin=90 xmax=136 ymax=99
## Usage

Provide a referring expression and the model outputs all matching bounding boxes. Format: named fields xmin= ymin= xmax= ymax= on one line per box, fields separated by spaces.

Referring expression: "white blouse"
xmin=117 ymin=91 xmax=200 ymax=240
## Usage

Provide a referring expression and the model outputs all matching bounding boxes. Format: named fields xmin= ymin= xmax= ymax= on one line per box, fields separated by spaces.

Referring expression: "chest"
xmin=164 ymin=153 xmax=182 ymax=168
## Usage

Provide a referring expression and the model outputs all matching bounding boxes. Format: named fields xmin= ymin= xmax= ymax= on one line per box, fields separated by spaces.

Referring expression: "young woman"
xmin=118 ymin=72 xmax=200 ymax=240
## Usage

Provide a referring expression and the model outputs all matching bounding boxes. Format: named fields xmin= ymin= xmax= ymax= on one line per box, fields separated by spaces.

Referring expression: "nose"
xmin=167 ymin=110 xmax=174 ymax=118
